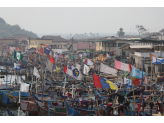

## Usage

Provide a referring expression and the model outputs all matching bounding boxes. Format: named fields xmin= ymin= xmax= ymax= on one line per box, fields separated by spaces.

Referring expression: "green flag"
xmin=86 ymin=49 xmax=90 ymax=53
xmin=112 ymin=56 xmax=115 ymax=59
xmin=70 ymin=55 xmax=74 ymax=59
xmin=14 ymin=51 xmax=23 ymax=60
xmin=124 ymin=71 xmax=127 ymax=78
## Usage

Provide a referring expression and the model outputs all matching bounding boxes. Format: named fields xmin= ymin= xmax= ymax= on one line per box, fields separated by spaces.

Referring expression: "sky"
xmin=0 ymin=7 xmax=164 ymax=35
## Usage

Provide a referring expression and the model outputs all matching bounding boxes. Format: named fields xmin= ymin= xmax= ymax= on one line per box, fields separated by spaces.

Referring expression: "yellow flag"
xmin=54 ymin=67 xmax=60 ymax=74
xmin=106 ymin=80 xmax=118 ymax=90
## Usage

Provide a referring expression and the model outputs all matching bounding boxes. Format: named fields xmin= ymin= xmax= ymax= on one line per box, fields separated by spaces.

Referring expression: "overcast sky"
xmin=0 ymin=7 xmax=164 ymax=35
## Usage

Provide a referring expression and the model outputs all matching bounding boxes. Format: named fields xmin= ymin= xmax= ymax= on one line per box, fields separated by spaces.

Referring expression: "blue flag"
xmin=44 ymin=48 xmax=50 ymax=55
xmin=153 ymin=57 xmax=164 ymax=64
xmin=14 ymin=63 xmax=21 ymax=71
xmin=131 ymin=67 xmax=146 ymax=79
xmin=99 ymin=77 xmax=110 ymax=88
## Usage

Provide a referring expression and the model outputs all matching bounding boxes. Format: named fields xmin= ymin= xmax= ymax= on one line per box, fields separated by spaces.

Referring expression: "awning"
xmin=130 ymin=45 xmax=153 ymax=49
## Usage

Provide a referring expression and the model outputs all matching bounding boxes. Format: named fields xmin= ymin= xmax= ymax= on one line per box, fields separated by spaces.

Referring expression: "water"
xmin=0 ymin=65 xmax=27 ymax=116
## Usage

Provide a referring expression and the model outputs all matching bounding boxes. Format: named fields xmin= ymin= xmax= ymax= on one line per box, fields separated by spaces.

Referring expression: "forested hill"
xmin=0 ymin=17 xmax=38 ymax=38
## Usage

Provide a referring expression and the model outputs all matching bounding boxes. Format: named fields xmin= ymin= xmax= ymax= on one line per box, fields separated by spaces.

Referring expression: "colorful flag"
xmin=101 ymin=57 xmax=104 ymax=62
xmin=152 ymin=56 xmax=164 ymax=64
xmin=72 ymin=66 xmax=83 ymax=80
xmin=14 ymin=51 xmax=23 ymax=60
xmin=149 ymin=52 xmax=156 ymax=61
xmin=19 ymin=48 xmax=23 ymax=52
xmin=131 ymin=67 xmax=146 ymax=79
xmin=42 ymin=44 xmax=48 ymax=47
xmin=14 ymin=63 xmax=21 ymax=71
xmin=131 ymin=76 xmax=140 ymax=86
xmin=66 ymin=62 xmax=73 ymax=76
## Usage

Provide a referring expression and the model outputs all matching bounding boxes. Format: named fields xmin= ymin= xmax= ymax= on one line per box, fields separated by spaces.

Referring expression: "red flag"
xmin=8 ymin=46 xmax=10 ymax=50
xmin=84 ymin=59 xmax=87 ymax=63
xmin=15 ymin=47 xmax=18 ymax=51
xmin=63 ymin=65 xmax=67 ymax=73
xmin=39 ymin=47 xmax=44 ymax=55
xmin=129 ymin=61 xmax=132 ymax=73
xmin=50 ymin=56 xmax=55 ymax=63
xmin=92 ymin=74 xmax=102 ymax=88
xmin=134 ymin=78 xmax=140 ymax=86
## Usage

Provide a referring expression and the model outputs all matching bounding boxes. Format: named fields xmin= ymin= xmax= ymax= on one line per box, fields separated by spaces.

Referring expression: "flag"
xmin=131 ymin=67 xmax=146 ymax=79
xmin=59 ymin=54 xmax=63 ymax=58
xmin=57 ymin=49 xmax=62 ymax=54
xmin=131 ymin=76 xmax=140 ymax=86
xmin=106 ymin=53 xmax=110 ymax=58
xmin=124 ymin=77 xmax=132 ymax=85
xmin=152 ymin=56 xmax=164 ymax=64
xmin=8 ymin=46 xmax=10 ymax=50
xmin=100 ymin=63 xmax=117 ymax=76
xmin=129 ymin=61 xmax=132 ymax=73
xmin=20 ymin=83 xmax=29 ymax=92
xmin=144 ymin=76 xmax=149 ymax=84
xmin=115 ymin=60 xmax=121 ymax=69
xmin=84 ymin=52 xmax=87 ymax=56
xmin=39 ymin=47 xmax=44 ymax=55
xmin=72 ymin=66 xmax=83 ymax=80
xmin=44 ymin=48 xmax=50 ymax=55
xmin=106 ymin=80 xmax=118 ymax=90
xmin=54 ymin=67 xmax=60 ymax=74
xmin=86 ymin=49 xmax=90 ymax=53
xmin=70 ymin=55 xmax=74 ymax=59
xmin=14 ymin=51 xmax=23 ymax=60
xmin=92 ymin=74 xmax=102 ymax=88
xmin=50 ymin=57 xmax=55 ymax=63
xmin=100 ymin=54 xmax=102 ymax=60
xmin=66 ymin=62 xmax=73 ymax=76
xmin=83 ymin=64 xmax=90 ymax=75
xmin=15 ymin=47 xmax=18 ymax=51
xmin=54 ymin=53 xmax=59 ymax=58
xmin=76 ymin=63 xmax=81 ymax=70
xmin=49 ymin=52 xmax=55 ymax=63
xmin=125 ymin=71 xmax=127 ymax=78
xmin=47 ymin=60 xmax=53 ymax=72
xmin=101 ymin=57 xmax=104 ymax=62
xmin=99 ymin=77 xmax=110 ymax=88
xmin=19 ymin=48 xmax=23 ymax=52
xmin=34 ymin=52 xmax=36 ymax=58
xmin=87 ymin=59 xmax=93 ymax=65
xmin=63 ymin=65 xmax=67 ymax=73
xmin=121 ymin=62 xmax=129 ymax=72
xmin=82 ymin=58 xmax=87 ymax=63
xmin=33 ymin=67 xmax=40 ymax=78
xmin=14 ymin=63 xmax=21 ymax=71
xmin=42 ymin=44 xmax=48 ymax=47
xmin=149 ymin=52 xmax=157 ymax=61
xmin=79 ymin=54 xmax=82 ymax=58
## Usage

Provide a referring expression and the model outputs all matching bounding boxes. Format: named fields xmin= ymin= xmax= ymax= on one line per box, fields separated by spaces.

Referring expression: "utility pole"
xmin=72 ymin=37 xmax=73 ymax=53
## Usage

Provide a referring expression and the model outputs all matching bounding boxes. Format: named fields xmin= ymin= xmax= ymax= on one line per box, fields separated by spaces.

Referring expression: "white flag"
xmin=124 ymin=77 xmax=132 ymax=85
xmin=66 ymin=62 xmax=73 ymax=76
xmin=106 ymin=53 xmax=109 ymax=58
xmin=100 ymin=63 xmax=117 ymax=76
xmin=79 ymin=54 xmax=82 ymax=58
xmin=76 ymin=63 xmax=81 ymax=70
xmin=33 ymin=67 xmax=40 ymax=78
xmin=20 ymin=83 xmax=30 ymax=92
xmin=72 ymin=66 xmax=83 ymax=80
xmin=20 ymin=83 xmax=29 ymax=92
xmin=83 ymin=64 xmax=90 ymax=75
xmin=87 ymin=59 xmax=93 ymax=66
xmin=57 ymin=49 xmax=62 ymax=54
xmin=121 ymin=62 xmax=129 ymax=72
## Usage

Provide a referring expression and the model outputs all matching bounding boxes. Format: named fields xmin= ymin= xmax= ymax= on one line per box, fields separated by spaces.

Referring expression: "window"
xmin=99 ymin=42 xmax=101 ymax=46
xmin=96 ymin=42 xmax=98 ymax=46
xmin=106 ymin=43 xmax=108 ymax=46
xmin=113 ymin=43 xmax=116 ymax=47
xmin=35 ymin=42 xmax=37 ymax=45
xmin=122 ymin=43 xmax=125 ymax=46
xmin=118 ymin=43 xmax=122 ymax=47
xmin=110 ymin=43 xmax=113 ymax=47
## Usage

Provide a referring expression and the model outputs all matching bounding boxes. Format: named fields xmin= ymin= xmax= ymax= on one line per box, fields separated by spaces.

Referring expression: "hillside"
xmin=0 ymin=17 xmax=38 ymax=38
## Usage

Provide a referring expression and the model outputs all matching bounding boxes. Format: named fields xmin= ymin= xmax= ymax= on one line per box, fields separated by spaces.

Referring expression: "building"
xmin=27 ymin=38 xmax=53 ymax=49
xmin=41 ymin=35 xmax=69 ymax=43
xmin=68 ymin=42 xmax=96 ymax=52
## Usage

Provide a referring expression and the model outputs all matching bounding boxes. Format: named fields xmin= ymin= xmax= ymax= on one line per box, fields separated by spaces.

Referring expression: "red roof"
xmin=73 ymin=43 xmax=95 ymax=50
